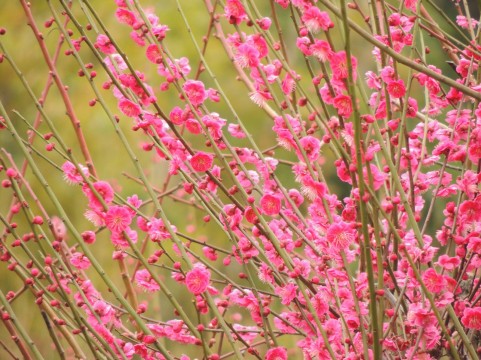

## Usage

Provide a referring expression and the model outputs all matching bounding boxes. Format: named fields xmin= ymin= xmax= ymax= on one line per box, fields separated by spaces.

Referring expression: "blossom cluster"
xmin=2 ymin=0 xmax=481 ymax=359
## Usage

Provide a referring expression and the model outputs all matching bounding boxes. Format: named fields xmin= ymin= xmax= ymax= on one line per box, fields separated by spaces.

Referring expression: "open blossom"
xmin=118 ymin=98 xmax=142 ymax=118
xmin=104 ymin=53 xmax=127 ymax=72
xmin=169 ymin=106 xmax=185 ymax=125
xmin=95 ymin=34 xmax=116 ymax=54
xmin=145 ymin=44 xmax=163 ymax=64
xmin=249 ymin=88 xmax=273 ymax=106
xmin=457 ymin=15 xmax=479 ymax=29
xmin=232 ymin=324 xmax=258 ymax=344
xmin=455 ymin=58 xmax=478 ymax=79
xmin=152 ymin=24 xmax=169 ymax=41
xmin=222 ymin=204 xmax=243 ymax=229
xmin=275 ymin=283 xmax=297 ymax=305
xmin=185 ymin=264 xmax=211 ymax=295
xmin=462 ymin=307 xmax=481 ymax=330
xmin=330 ymin=51 xmax=357 ymax=81
xmin=127 ymin=194 xmax=142 ymax=211
xmin=70 ymin=252 xmax=91 ymax=270
xmin=281 ymin=73 xmax=296 ymax=95
xmin=202 ymin=246 xmax=217 ymax=261
xmin=227 ymin=123 xmax=246 ymax=138
xmin=88 ymin=300 xmax=116 ymax=326
xmin=135 ymin=269 xmax=160 ymax=292
xmin=83 ymin=181 xmax=115 ymax=211
xmin=301 ymin=6 xmax=333 ymax=33
xmin=386 ymin=79 xmax=406 ymax=98
xmin=333 ymin=94 xmax=353 ymax=118
xmin=190 ymin=152 xmax=214 ymax=172
xmin=148 ymin=320 xmax=198 ymax=344
xmin=326 ymin=221 xmax=356 ymax=250
xmin=468 ymin=127 xmax=481 ymax=162
xmin=183 ymin=80 xmax=207 ymax=106
xmin=299 ymin=135 xmax=321 ymax=161
xmin=130 ymin=31 xmax=145 ymax=47
xmin=111 ymin=227 xmax=138 ymax=247
xmin=466 ymin=236 xmax=481 ymax=253
xmin=258 ymin=263 xmax=274 ymax=284
xmin=62 ymin=161 xmax=89 ymax=184
xmin=459 ymin=200 xmax=481 ymax=223
xmin=235 ymin=43 xmax=260 ymax=68
xmin=364 ymin=164 xmax=387 ymax=191
xmin=436 ymin=255 xmax=461 ymax=271
xmin=146 ymin=217 xmax=173 ymax=241
xmin=310 ymin=39 xmax=331 ymax=62
xmin=406 ymin=97 xmax=418 ymax=117
xmin=185 ymin=118 xmax=202 ymax=134
xmin=260 ymin=193 xmax=282 ymax=216
xmin=457 ymin=170 xmax=479 ymax=199
xmin=244 ymin=206 xmax=258 ymax=224
xmin=422 ymin=268 xmax=446 ymax=293
xmin=84 ymin=210 xmax=105 ymax=227
xmin=296 ymin=36 xmax=312 ymax=56
xmin=105 ymin=205 xmax=133 ymax=233
xmin=115 ymin=8 xmax=137 ymax=26
xmin=224 ymin=0 xmax=248 ymax=24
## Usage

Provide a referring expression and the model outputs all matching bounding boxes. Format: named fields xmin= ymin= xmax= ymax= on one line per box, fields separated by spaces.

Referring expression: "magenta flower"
xmin=227 ymin=124 xmax=246 ymax=138
xmin=462 ymin=307 xmax=481 ymax=330
xmin=275 ymin=283 xmax=297 ymax=305
xmin=436 ymin=255 xmax=461 ymax=271
xmin=274 ymin=0 xmax=289 ymax=8
xmin=190 ymin=152 xmax=214 ymax=172
xmin=115 ymin=8 xmax=137 ymax=26
xmin=185 ymin=264 xmax=211 ymax=295
xmin=299 ymin=136 xmax=321 ymax=162
xmin=70 ymin=252 xmax=91 ymax=270
xmin=169 ymin=106 xmax=185 ymax=125
xmin=326 ymin=221 xmax=356 ymax=250
xmin=81 ymin=230 xmax=96 ymax=245
xmin=83 ymin=181 xmax=115 ymax=211
xmin=145 ymin=44 xmax=163 ymax=64
xmin=224 ymin=0 xmax=247 ymax=25
xmin=62 ymin=161 xmax=89 ymax=184
xmin=301 ymin=6 xmax=333 ymax=33
xmin=95 ymin=34 xmax=116 ymax=54
xmin=333 ymin=94 xmax=353 ymax=118
xmin=310 ymin=39 xmax=332 ymax=62
xmin=459 ymin=200 xmax=481 ymax=223
xmin=118 ymin=98 xmax=142 ymax=118
xmin=146 ymin=217 xmax=173 ymax=241
xmin=260 ymin=194 xmax=281 ymax=216
xmin=185 ymin=118 xmax=202 ymax=134
xmin=281 ymin=73 xmax=296 ymax=95
xmin=387 ymin=79 xmax=406 ymax=98
xmin=330 ymin=51 xmax=357 ymax=81
xmin=265 ymin=346 xmax=287 ymax=360
xmin=422 ymin=268 xmax=446 ymax=294
xmin=235 ymin=43 xmax=260 ymax=69
xmin=135 ymin=269 xmax=160 ymax=292
xmin=105 ymin=205 xmax=133 ymax=233
xmin=469 ymin=140 xmax=481 ymax=163
xmin=183 ymin=80 xmax=207 ymax=107
xmin=111 ymin=227 xmax=137 ymax=248
xmin=257 ymin=17 xmax=272 ymax=30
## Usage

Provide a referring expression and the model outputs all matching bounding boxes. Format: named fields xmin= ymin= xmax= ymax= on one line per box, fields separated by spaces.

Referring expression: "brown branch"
xmin=19 ymin=0 xmax=97 ymax=177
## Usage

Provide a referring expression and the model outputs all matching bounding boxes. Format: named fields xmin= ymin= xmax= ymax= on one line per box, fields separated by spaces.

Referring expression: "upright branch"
xmin=1 ymin=1 xmax=481 ymax=359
